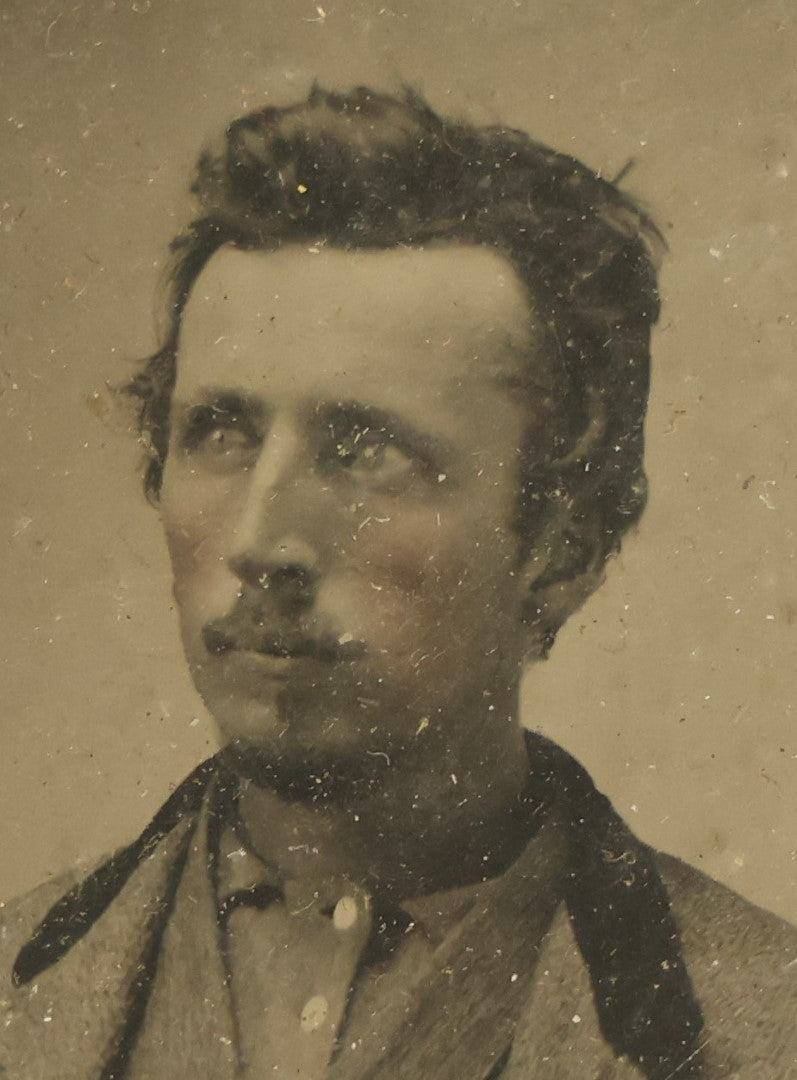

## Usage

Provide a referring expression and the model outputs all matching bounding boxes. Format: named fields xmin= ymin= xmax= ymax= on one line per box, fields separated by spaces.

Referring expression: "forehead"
xmin=175 ymin=244 xmax=553 ymax=440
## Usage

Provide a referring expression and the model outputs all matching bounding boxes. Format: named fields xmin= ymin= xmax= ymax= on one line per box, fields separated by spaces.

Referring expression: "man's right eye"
xmin=178 ymin=407 xmax=262 ymax=462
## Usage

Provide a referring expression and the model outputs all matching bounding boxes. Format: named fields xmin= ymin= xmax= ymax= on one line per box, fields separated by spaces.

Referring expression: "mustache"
xmin=202 ymin=614 xmax=366 ymax=664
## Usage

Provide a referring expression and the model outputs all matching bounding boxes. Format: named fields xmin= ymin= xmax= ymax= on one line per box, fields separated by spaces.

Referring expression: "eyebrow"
xmin=172 ymin=388 xmax=268 ymax=421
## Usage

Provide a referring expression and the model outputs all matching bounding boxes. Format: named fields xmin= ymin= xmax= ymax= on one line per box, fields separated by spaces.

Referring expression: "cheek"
xmin=352 ymin=510 xmax=466 ymax=592
xmin=342 ymin=503 xmax=520 ymax=625
xmin=159 ymin=477 xmax=239 ymax=615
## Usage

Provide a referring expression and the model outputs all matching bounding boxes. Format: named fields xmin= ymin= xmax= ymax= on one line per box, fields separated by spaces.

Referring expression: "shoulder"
xmin=657 ymin=852 xmax=797 ymax=1076
xmin=658 ymin=851 xmax=796 ymax=989
xmin=1 ymin=757 xmax=222 ymax=993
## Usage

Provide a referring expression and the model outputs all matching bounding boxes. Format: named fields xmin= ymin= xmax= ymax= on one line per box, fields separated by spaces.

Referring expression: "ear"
xmin=515 ymin=386 xmax=615 ymax=658
xmin=516 ymin=512 xmax=610 ymax=660
xmin=142 ymin=450 xmax=165 ymax=509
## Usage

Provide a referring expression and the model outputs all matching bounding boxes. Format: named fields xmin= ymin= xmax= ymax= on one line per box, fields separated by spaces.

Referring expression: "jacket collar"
xmin=9 ymin=741 xmax=702 ymax=1079
xmin=5 ymin=755 xmax=613 ymax=1079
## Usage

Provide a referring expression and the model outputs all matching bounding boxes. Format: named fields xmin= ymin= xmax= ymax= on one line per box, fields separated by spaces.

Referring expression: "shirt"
xmin=216 ymin=822 xmax=521 ymax=1079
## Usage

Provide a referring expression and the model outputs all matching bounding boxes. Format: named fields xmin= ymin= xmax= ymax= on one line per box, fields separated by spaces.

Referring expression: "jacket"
xmin=1 ymin=752 xmax=795 ymax=1079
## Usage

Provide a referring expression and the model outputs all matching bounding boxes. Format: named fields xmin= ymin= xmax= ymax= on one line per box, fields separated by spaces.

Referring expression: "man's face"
xmin=159 ymin=244 xmax=558 ymax=782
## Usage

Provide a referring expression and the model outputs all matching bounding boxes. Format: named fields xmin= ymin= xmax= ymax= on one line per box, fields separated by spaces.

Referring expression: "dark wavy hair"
xmin=129 ymin=84 xmax=662 ymax=584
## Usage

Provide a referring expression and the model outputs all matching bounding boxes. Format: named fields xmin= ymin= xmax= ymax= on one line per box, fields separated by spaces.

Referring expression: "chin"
xmin=217 ymin=734 xmax=395 ymax=805
xmin=210 ymin=692 xmax=394 ymax=799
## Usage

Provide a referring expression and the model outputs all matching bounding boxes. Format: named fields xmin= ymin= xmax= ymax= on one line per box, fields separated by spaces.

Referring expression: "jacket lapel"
xmin=3 ymin=760 xmax=220 ymax=1080
xmin=124 ymin=791 xmax=239 ymax=1079
xmin=502 ymin=905 xmax=646 ymax=1079
xmin=2 ymin=817 xmax=195 ymax=1080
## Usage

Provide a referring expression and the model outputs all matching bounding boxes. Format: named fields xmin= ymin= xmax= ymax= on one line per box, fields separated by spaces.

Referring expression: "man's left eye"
xmin=328 ymin=430 xmax=416 ymax=486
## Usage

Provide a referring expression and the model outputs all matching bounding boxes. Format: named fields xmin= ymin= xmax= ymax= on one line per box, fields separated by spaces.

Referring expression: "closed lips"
xmin=202 ymin=621 xmax=366 ymax=663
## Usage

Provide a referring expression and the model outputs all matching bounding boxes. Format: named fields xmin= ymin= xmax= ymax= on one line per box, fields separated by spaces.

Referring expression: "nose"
xmin=227 ymin=417 xmax=324 ymax=616
xmin=229 ymin=538 xmax=319 ymax=616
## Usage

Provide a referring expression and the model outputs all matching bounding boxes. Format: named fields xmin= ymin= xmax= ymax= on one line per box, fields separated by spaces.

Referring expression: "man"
xmin=1 ymin=86 xmax=794 ymax=1079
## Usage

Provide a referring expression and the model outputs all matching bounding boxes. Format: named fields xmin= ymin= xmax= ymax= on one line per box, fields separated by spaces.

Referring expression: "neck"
xmin=227 ymin=708 xmax=534 ymax=900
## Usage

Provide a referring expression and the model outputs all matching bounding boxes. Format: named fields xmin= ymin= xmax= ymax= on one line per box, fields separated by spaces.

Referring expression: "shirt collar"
xmin=215 ymin=785 xmax=556 ymax=948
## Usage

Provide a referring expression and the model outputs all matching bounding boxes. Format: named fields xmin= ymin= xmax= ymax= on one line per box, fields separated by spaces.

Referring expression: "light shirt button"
xmin=333 ymin=895 xmax=359 ymax=931
xmin=300 ymin=994 xmax=329 ymax=1033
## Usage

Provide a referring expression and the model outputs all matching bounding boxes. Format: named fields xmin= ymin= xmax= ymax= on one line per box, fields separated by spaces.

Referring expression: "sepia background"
xmin=1 ymin=0 xmax=794 ymax=922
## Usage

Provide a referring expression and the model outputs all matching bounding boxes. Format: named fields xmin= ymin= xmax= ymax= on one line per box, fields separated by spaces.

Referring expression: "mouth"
xmin=202 ymin=620 xmax=366 ymax=665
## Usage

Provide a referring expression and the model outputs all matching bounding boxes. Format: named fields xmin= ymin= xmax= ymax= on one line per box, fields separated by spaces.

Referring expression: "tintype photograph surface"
xmin=1 ymin=1 xmax=795 ymax=1077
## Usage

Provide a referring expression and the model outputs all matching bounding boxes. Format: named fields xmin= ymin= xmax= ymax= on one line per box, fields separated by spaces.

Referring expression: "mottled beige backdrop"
xmin=1 ymin=0 xmax=795 ymax=921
